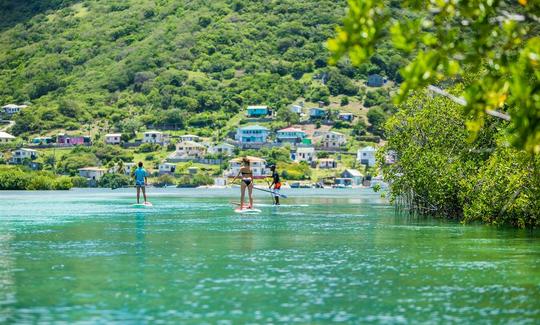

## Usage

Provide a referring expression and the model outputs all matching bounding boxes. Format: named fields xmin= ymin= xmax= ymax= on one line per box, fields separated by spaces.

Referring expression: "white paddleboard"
xmin=133 ymin=202 xmax=153 ymax=207
xmin=234 ymin=208 xmax=261 ymax=214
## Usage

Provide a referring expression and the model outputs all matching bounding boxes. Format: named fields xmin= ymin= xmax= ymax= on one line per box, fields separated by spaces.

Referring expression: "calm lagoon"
xmin=0 ymin=188 xmax=539 ymax=323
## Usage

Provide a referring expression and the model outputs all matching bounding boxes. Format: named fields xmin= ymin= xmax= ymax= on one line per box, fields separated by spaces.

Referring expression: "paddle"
xmin=252 ymin=186 xmax=288 ymax=198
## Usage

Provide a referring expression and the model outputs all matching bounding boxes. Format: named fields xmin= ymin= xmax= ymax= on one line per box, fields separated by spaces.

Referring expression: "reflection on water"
xmin=0 ymin=188 xmax=539 ymax=323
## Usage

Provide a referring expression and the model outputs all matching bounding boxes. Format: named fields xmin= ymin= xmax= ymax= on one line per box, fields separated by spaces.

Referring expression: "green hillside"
xmin=0 ymin=0 xmax=403 ymax=137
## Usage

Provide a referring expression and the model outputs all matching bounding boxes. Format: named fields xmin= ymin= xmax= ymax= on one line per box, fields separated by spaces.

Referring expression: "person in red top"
xmin=268 ymin=165 xmax=281 ymax=205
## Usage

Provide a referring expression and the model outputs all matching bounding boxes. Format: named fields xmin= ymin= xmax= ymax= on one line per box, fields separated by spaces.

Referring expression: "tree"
xmin=367 ymin=107 xmax=386 ymax=137
xmin=276 ymin=106 xmax=300 ymax=125
xmin=329 ymin=0 xmax=540 ymax=153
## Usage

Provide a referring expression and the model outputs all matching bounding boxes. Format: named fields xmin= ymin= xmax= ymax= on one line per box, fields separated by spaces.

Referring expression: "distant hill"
xmin=0 ymin=0 xmax=404 ymax=137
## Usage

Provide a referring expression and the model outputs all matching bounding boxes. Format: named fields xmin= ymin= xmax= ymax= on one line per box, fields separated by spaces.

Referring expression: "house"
xmin=290 ymin=105 xmax=303 ymax=114
xmin=227 ymin=156 xmax=270 ymax=178
xmin=338 ymin=112 xmax=354 ymax=122
xmin=159 ymin=163 xmax=177 ymax=175
xmin=341 ymin=169 xmax=363 ymax=186
xmin=310 ymin=107 xmax=327 ymax=119
xmin=291 ymin=146 xmax=316 ymax=163
xmin=357 ymin=146 xmax=377 ymax=167
xmin=143 ymin=131 xmax=169 ymax=145
xmin=317 ymin=131 xmax=346 ymax=149
xmin=276 ymin=127 xmax=306 ymax=143
xmin=0 ymin=131 xmax=15 ymax=143
xmin=78 ymin=167 xmax=107 ymax=181
xmin=57 ymin=133 xmax=91 ymax=146
xmin=31 ymin=137 xmax=53 ymax=145
xmin=105 ymin=133 xmax=122 ymax=145
xmin=236 ymin=125 xmax=270 ymax=144
xmin=123 ymin=162 xmax=136 ymax=175
xmin=367 ymin=74 xmax=385 ymax=87
xmin=318 ymin=158 xmax=337 ymax=169
xmin=2 ymin=104 xmax=27 ymax=115
xmin=178 ymin=134 xmax=201 ymax=142
xmin=334 ymin=178 xmax=352 ymax=187
xmin=10 ymin=148 xmax=38 ymax=164
xmin=246 ymin=105 xmax=269 ymax=118
xmin=171 ymin=141 xmax=206 ymax=159
xmin=209 ymin=143 xmax=235 ymax=156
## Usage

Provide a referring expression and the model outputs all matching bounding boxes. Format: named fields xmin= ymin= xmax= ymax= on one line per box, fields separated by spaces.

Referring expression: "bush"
xmin=137 ymin=143 xmax=159 ymax=153
xmin=177 ymin=173 xmax=213 ymax=187
xmin=98 ymin=173 xmax=131 ymax=189
xmin=155 ymin=174 xmax=176 ymax=187
xmin=71 ymin=176 xmax=89 ymax=188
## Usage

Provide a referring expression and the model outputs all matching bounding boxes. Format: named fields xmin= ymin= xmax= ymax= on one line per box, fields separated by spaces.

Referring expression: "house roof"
xmin=144 ymin=130 xmax=163 ymax=134
xmin=278 ymin=127 xmax=304 ymax=133
xmin=319 ymin=158 xmax=335 ymax=162
xmin=296 ymin=146 xmax=315 ymax=153
xmin=0 ymin=131 xmax=15 ymax=139
xmin=328 ymin=131 xmax=345 ymax=136
xmin=238 ymin=125 xmax=269 ymax=131
xmin=106 ymin=133 xmax=122 ymax=137
xmin=360 ymin=146 xmax=376 ymax=152
xmin=159 ymin=162 xmax=176 ymax=166
xmin=343 ymin=169 xmax=363 ymax=177
xmin=310 ymin=107 xmax=326 ymax=111
xmin=230 ymin=156 xmax=266 ymax=163
xmin=2 ymin=104 xmax=27 ymax=109
xmin=78 ymin=167 xmax=107 ymax=171
xmin=16 ymin=148 xmax=37 ymax=152
xmin=179 ymin=134 xmax=199 ymax=138
xmin=247 ymin=105 xmax=268 ymax=110
xmin=338 ymin=112 xmax=354 ymax=116
xmin=177 ymin=140 xmax=205 ymax=148
xmin=214 ymin=143 xmax=235 ymax=148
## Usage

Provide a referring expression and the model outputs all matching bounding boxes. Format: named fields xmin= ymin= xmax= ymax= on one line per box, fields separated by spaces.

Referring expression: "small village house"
xmin=2 ymin=104 xmax=27 ymax=115
xmin=235 ymin=125 xmax=270 ymax=144
xmin=159 ymin=162 xmax=177 ymax=175
xmin=367 ymin=74 xmax=385 ymax=87
xmin=57 ymin=133 xmax=91 ymax=146
xmin=290 ymin=104 xmax=303 ymax=114
xmin=32 ymin=137 xmax=53 ymax=145
xmin=10 ymin=148 xmax=38 ymax=164
xmin=78 ymin=167 xmax=107 ymax=181
xmin=143 ymin=131 xmax=169 ymax=145
xmin=309 ymin=107 xmax=327 ymax=119
xmin=227 ymin=156 xmax=270 ymax=178
xmin=338 ymin=112 xmax=354 ymax=122
xmin=246 ymin=105 xmax=269 ymax=118
xmin=291 ymin=146 xmax=316 ymax=163
xmin=178 ymin=134 xmax=200 ymax=142
xmin=357 ymin=146 xmax=377 ymax=167
xmin=317 ymin=131 xmax=347 ymax=149
xmin=341 ymin=169 xmax=363 ymax=186
xmin=318 ymin=158 xmax=337 ymax=169
xmin=209 ymin=143 xmax=235 ymax=156
xmin=276 ymin=127 xmax=306 ymax=144
xmin=0 ymin=131 xmax=15 ymax=143
xmin=105 ymin=133 xmax=122 ymax=145
xmin=334 ymin=178 xmax=353 ymax=187
xmin=171 ymin=141 xmax=206 ymax=159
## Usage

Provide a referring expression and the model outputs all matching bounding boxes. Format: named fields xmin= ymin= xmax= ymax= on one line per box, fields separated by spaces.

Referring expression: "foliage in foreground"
xmin=0 ymin=166 xmax=73 ymax=190
xmin=381 ymin=91 xmax=540 ymax=228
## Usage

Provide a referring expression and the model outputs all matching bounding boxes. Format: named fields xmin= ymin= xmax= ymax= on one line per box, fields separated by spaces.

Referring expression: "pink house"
xmin=57 ymin=133 xmax=91 ymax=146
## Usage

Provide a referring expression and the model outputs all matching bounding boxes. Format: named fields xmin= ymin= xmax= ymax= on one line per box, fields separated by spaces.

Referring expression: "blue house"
xmin=309 ymin=107 xmax=327 ymax=119
xmin=236 ymin=125 xmax=270 ymax=143
xmin=367 ymin=74 xmax=385 ymax=87
xmin=246 ymin=105 xmax=269 ymax=118
xmin=276 ymin=127 xmax=306 ymax=143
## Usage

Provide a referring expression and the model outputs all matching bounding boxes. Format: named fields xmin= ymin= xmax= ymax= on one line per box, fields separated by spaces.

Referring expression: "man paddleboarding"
xmin=231 ymin=157 xmax=254 ymax=210
xmin=268 ymin=165 xmax=281 ymax=205
xmin=134 ymin=161 xmax=149 ymax=204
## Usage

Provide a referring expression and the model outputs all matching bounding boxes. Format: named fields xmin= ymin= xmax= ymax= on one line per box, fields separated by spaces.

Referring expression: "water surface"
xmin=0 ymin=189 xmax=539 ymax=323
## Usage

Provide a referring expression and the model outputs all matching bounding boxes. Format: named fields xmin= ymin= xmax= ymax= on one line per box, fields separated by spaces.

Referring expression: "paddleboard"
xmin=133 ymin=202 xmax=153 ymax=207
xmin=234 ymin=208 xmax=261 ymax=214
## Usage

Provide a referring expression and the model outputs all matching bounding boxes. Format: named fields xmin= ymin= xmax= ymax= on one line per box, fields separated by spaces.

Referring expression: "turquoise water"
xmin=0 ymin=188 xmax=539 ymax=323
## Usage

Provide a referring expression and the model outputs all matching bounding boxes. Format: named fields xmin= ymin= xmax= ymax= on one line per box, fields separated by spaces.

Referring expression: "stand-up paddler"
xmin=268 ymin=165 xmax=281 ymax=205
xmin=134 ymin=162 xmax=148 ymax=204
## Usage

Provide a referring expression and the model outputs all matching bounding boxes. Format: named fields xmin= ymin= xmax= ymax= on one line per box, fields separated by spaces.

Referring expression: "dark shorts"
xmin=243 ymin=179 xmax=252 ymax=186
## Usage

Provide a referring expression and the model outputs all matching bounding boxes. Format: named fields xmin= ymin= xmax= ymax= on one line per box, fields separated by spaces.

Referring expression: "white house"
xmin=236 ymin=125 xmax=270 ymax=144
xmin=276 ymin=127 xmax=306 ymax=143
xmin=105 ymin=133 xmax=122 ymax=145
xmin=172 ymin=141 xmax=206 ymax=159
xmin=357 ymin=146 xmax=377 ymax=167
xmin=143 ymin=131 xmax=169 ymax=145
xmin=227 ymin=156 xmax=270 ymax=179
xmin=292 ymin=146 xmax=316 ymax=163
xmin=159 ymin=162 xmax=177 ymax=175
xmin=178 ymin=134 xmax=200 ymax=142
xmin=78 ymin=167 xmax=107 ymax=181
xmin=317 ymin=131 xmax=347 ymax=149
xmin=0 ymin=131 xmax=15 ymax=143
xmin=318 ymin=158 xmax=337 ymax=169
xmin=209 ymin=143 xmax=235 ymax=156
xmin=10 ymin=148 xmax=38 ymax=164
xmin=290 ymin=104 xmax=303 ymax=114
xmin=2 ymin=104 xmax=27 ymax=115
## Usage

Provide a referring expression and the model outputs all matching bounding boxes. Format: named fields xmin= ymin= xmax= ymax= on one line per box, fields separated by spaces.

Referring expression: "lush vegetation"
xmin=0 ymin=0 xmax=402 ymax=139
xmin=0 ymin=166 xmax=73 ymax=190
